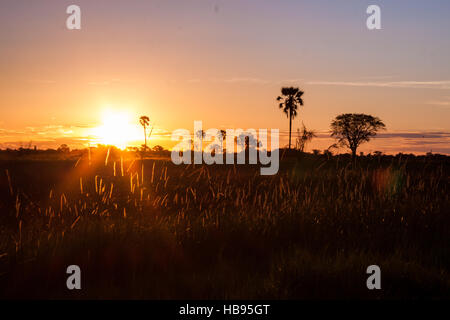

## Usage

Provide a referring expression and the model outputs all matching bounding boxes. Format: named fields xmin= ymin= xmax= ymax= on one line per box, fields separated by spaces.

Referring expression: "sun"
xmin=92 ymin=110 xmax=141 ymax=149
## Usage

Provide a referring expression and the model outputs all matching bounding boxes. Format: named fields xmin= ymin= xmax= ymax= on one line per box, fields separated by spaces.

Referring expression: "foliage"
xmin=331 ymin=113 xmax=386 ymax=157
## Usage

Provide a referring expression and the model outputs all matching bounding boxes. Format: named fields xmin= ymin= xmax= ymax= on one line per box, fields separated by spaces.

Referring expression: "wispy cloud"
xmin=302 ymin=131 xmax=450 ymax=155
xmin=2 ymin=126 xmax=449 ymax=155
xmin=280 ymin=79 xmax=304 ymax=83
xmin=426 ymin=97 xmax=450 ymax=108
xmin=307 ymin=80 xmax=450 ymax=90
xmin=0 ymin=125 xmax=86 ymax=142
xmin=187 ymin=77 xmax=450 ymax=90
xmin=222 ymin=77 xmax=270 ymax=85
xmin=188 ymin=77 xmax=305 ymax=85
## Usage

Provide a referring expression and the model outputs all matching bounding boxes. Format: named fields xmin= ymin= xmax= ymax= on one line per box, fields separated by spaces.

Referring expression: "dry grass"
xmin=0 ymin=152 xmax=449 ymax=299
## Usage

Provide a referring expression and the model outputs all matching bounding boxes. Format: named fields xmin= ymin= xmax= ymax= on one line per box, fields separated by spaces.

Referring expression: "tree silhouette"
xmin=139 ymin=116 xmax=150 ymax=151
xmin=330 ymin=113 xmax=386 ymax=158
xmin=195 ymin=129 xmax=205 ymax=140
xmin=152 ymin=145 xmax=165 ymax=152
xmin=57 ymin=144 xmax=70 ymax=153
xmin=296 ymin=123 xmax=316 ymax=152
xmin=220 ymin=130 xmax=226 ymax=142
xmin=277 ymin=87 xmax=304 ymax=150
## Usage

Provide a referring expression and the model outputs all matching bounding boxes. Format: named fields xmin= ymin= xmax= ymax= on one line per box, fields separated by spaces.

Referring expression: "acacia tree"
xmin=139 ymin=116 xmax=150 ymax=151
xmin=330 ymin=113 xmax=386 ymax=158
xmin=277 ymin=87 xmax=304 ymax=150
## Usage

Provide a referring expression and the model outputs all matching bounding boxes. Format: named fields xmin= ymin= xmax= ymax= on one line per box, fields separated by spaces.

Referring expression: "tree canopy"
xmin=330 ymin=113 xmax=386 ymax=157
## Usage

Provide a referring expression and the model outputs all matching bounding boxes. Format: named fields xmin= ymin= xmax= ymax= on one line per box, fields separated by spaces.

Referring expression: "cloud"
xmin=188 ymin=77 xmax=450 ymax=90
xmin=0 ymin=137 xmax=88 ymax=150
xmin=222 ymin=77 xmax=270 ymax=85
xmin=0 ymin=125 xmax=87 ymax=143
xmin=426 ymin=97 xmax=450 ymax=108
xmin=428 ymin=101 xmax=450 ymax=106
xmin=307 ymin=80 xmax=450 ymax=90
xmin=188 ymin=77 xmax=307 ymax=86
xmin=289 ymin=130 xmax=450 ymax=155
xmin=310 ymin=131 xmax=450 ymax=139
xmin=357 ymin=75 xmax=396 ymax=80
xmin=279 ymin=79 xmax=304 ymax=84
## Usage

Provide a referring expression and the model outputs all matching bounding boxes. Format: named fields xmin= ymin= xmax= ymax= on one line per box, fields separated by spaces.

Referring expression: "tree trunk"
xmin=288 ymin=111 xmax=292 ymax=150
xmin=144 ymin=127 xmax=147 ymax=150
xmin=351 ymin=147 xmax=357 ymax=159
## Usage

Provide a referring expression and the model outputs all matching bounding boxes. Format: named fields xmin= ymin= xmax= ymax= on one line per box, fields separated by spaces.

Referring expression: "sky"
xmin=0 ymin=0 xmax=450 ymax=154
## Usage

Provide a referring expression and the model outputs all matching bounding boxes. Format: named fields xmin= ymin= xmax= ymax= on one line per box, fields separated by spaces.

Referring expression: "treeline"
xmin=0 ymin=144 xmax=171 ymax=161
xmin=0 ymin=144 xmax=448 ymax=162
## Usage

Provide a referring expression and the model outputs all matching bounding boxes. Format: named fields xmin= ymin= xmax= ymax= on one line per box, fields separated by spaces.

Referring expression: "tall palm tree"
xmin=277 ymin=87 xmax=304 ymax=150
xmin=139 ymin=116 xmax=150 ymax=151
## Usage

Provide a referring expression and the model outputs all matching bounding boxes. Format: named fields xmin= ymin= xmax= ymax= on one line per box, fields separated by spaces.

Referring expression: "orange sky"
xmin=1 ymin=1 xmax=450 ymax=154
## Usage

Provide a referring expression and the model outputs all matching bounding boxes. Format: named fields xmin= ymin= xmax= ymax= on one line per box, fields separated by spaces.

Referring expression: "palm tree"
xmin=220 ymin=130 xmax=226 ymax=144
xmin=220 ymin=130 xmax=226 ymax=140
xmin=139 ymin=116 xmax=150 ymax=151
xmin=195 ymin=129 xmax=205 ymax=140
xmin=277 ymin=87 xmax=304 ymax=150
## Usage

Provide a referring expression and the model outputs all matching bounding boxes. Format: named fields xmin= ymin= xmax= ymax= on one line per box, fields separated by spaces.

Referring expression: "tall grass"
xmin=0 ymin=154 xmax=449 ymax=299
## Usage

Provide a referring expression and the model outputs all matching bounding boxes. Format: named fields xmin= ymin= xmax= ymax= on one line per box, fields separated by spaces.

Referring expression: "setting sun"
xmin=91 ymin=110 xmax=141 ymax=149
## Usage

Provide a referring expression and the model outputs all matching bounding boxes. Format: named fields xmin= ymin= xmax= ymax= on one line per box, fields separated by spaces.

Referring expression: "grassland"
xmin=0 ymin=150 xmax=449 ymax=299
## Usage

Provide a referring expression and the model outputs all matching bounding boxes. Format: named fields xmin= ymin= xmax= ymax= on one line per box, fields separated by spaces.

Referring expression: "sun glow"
xmin=92 ymin=110 xmax=142 ymax=149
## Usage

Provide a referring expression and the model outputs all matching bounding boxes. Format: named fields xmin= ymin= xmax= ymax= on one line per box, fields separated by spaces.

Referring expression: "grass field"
xmin=0 ymin=151 xmax=449 ymax=299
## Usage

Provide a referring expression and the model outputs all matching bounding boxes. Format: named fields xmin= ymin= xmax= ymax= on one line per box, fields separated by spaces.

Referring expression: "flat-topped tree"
xmin=330 ymin=113 xmax=386 ymax=158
